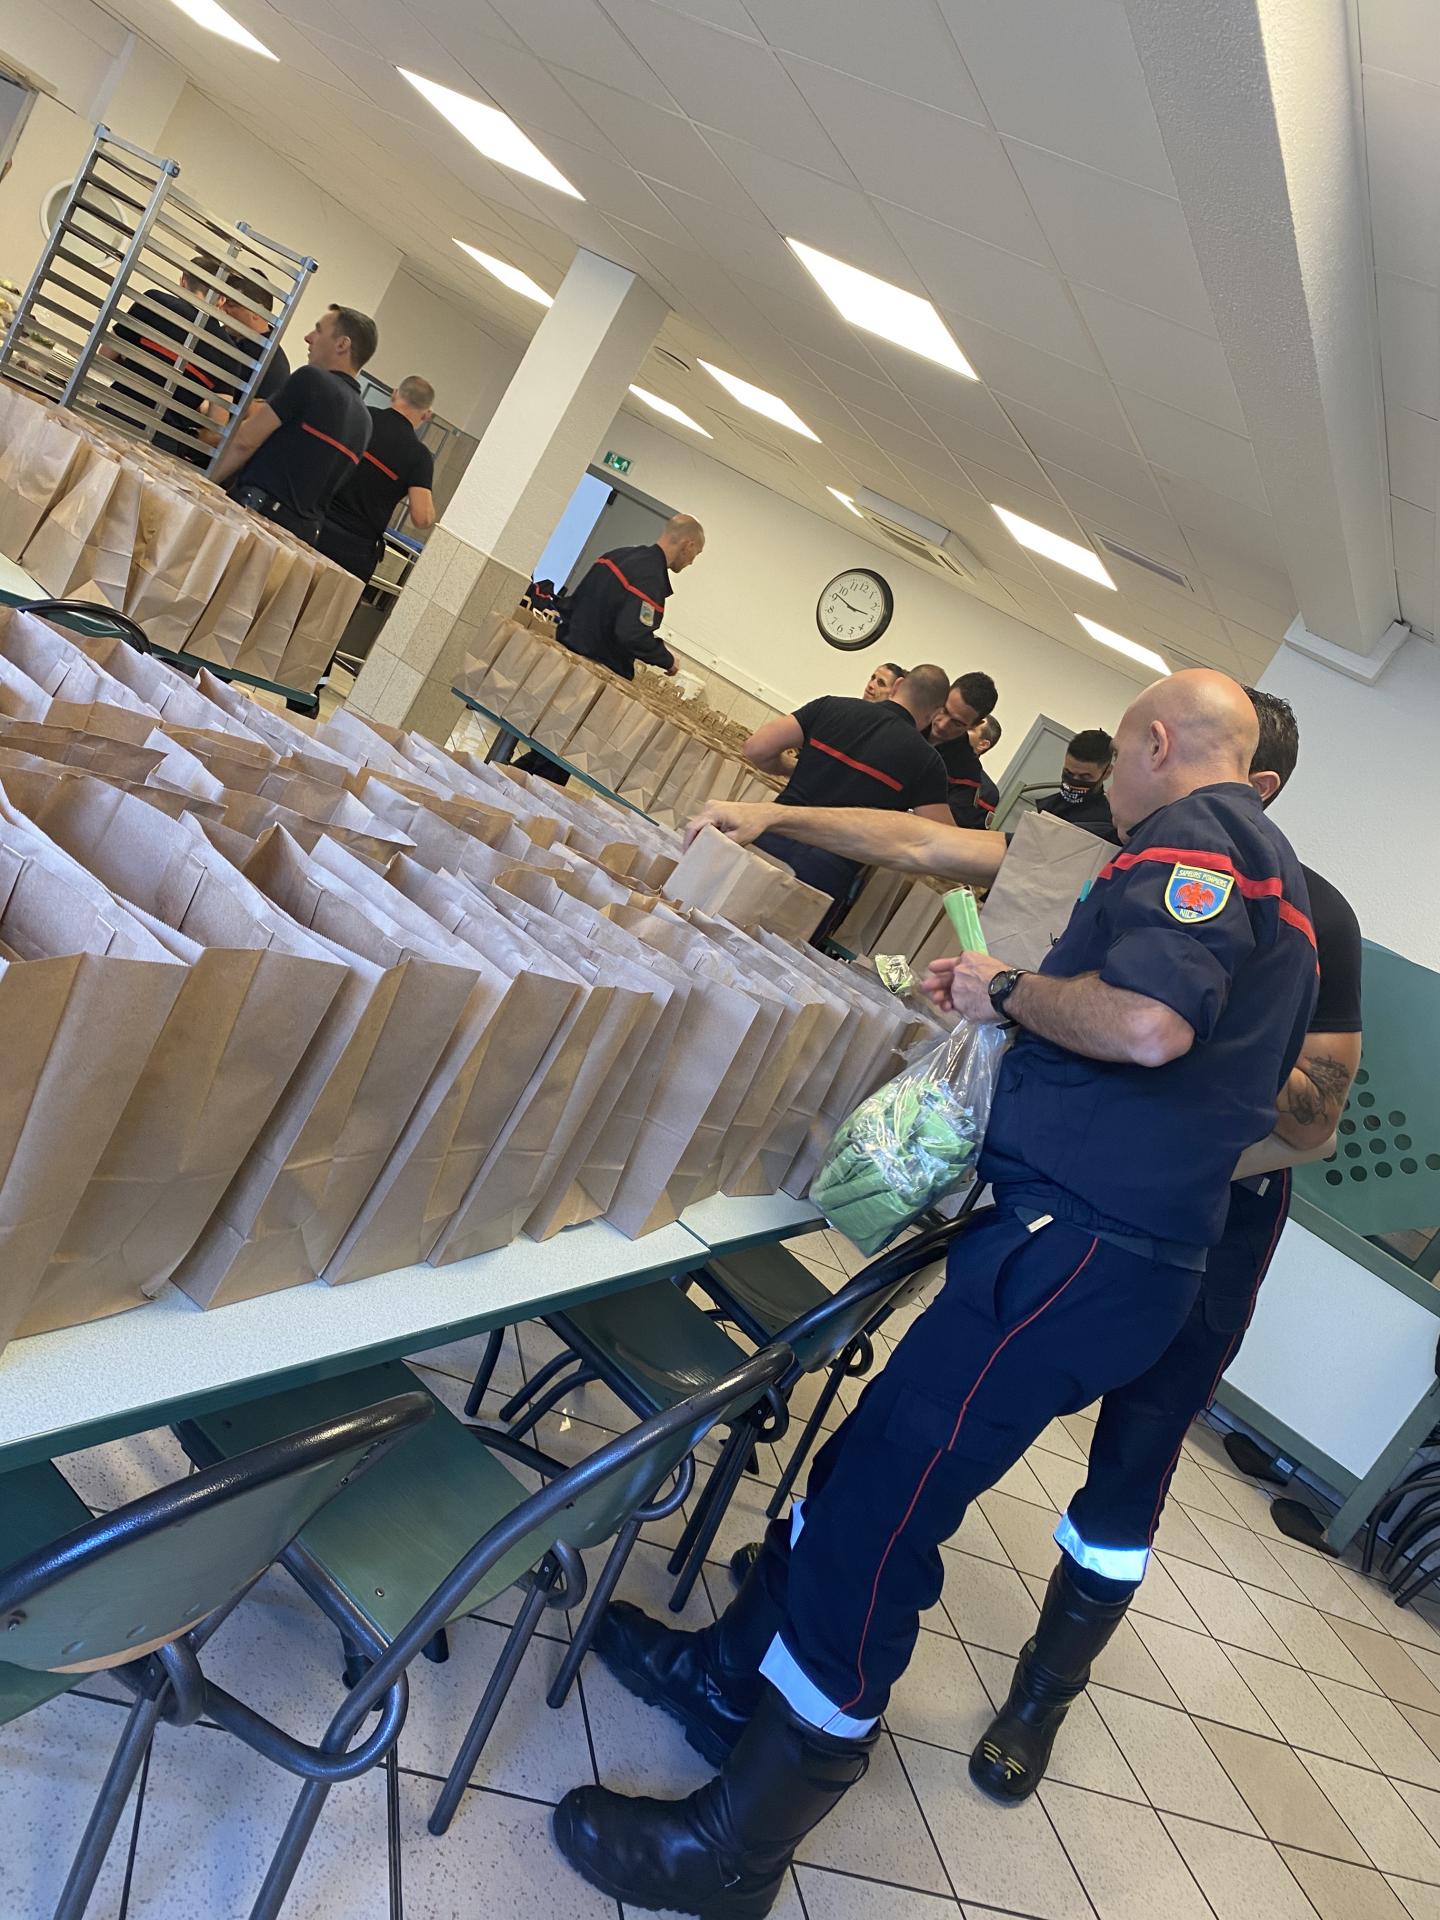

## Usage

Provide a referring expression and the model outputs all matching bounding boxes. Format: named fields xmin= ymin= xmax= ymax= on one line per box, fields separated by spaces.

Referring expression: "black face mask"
xmin=1058 ymin=780 xmax=1097 ymax=803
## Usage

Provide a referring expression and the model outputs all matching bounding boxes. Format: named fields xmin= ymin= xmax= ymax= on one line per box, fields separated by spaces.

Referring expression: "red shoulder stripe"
xmin=598 ymin=554 xmax=663 ymax=613
xmin=362 ymin=449 xmax=399 ymax=481
xmin=137 ymin=338 xmax=216 ymax=391
xmin=301 ymin=422 xmax=361 ymax=463
xmin=1095 ymin=844 xmax=1317 ymax=953
xmin=809 ymin=738 xmax=904 ymax=793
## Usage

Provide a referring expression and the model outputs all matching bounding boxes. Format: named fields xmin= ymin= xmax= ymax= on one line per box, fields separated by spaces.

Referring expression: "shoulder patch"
xmin=1164 ymin=863 xmax=1234 ymax=924
xmin=639 ymin=602 xmax=657 ymax=628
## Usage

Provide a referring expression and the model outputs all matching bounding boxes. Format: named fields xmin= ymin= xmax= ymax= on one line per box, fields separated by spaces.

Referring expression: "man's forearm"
xmin=747 ymin=803 xmax=1005 ymax=882
xmin=1274 ymin=1042 xmax=1360 ymax=1148
xmin=1005 ymin=969 xmax=1192 ymax=1066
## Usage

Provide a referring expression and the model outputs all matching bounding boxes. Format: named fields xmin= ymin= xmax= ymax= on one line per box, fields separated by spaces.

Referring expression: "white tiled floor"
xmin=12 ymin=1234 xmax=1440 ymax=1920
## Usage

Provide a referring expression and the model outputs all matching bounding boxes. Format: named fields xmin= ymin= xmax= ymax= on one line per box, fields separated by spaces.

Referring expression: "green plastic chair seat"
xmin=186 ymin=1365 xmax=540 ymax=1643
xmin=558 ymin=1280 xmax=751 ymax=1416
xmin=704 ymin=1245 xmax=833 ymax=1340
xmin=0 ymin=1462 xmax=94 ymax=1725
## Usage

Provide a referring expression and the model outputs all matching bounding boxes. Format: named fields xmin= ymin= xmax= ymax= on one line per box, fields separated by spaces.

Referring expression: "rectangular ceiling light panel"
xmin=1076 ymin=614 xmax=1170 ymax=675
xmin=698 ymin=360 xmax=820 ymax=440
xmin=167 ymin=0 xmax=277 ymax=57
xmin=991 ymin=504 xmax=1115 ymax=588
xmin=786 ymin=238 xmax=975 ymax=378
xmin=454 ymin=240 xmax=553 ymax=305
xmin=401 ymin=70 xmax=583 ymax=198
xmin=629 ymin=386 xmax=712 ymax=435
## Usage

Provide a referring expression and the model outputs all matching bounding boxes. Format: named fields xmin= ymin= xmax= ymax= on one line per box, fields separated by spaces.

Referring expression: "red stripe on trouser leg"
xmin=838 ymin=1238 xmax=1099 ymax=1714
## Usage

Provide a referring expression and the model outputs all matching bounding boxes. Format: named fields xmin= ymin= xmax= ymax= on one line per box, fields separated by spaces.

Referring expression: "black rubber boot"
xmin=969 ymin=1559 xmax=1133 ymax=1804
xmin=554 ymin=1683 xmax=875 ymax=1919
xmin=592 ymin=1546 xmax=781 ymax=1765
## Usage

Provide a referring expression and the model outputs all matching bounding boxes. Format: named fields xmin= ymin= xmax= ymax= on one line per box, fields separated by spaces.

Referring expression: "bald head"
xmin=892 ymin=662 xmax=950 ymax=729
xmin=1108 ymin=669 xmax=1259 ymax=837
xmin=659 ymin=513 xmax=706 ymax=572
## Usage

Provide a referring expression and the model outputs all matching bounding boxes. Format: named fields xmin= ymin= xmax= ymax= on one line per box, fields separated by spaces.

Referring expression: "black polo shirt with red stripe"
xmin=979 ymin=781 xmax=1319 ymax=1248
xmin=323 ymin=405 xmax=434 ymax=546
xmin=927 ymin=728 xmax=992 ymax=829
xmin=234 ymin=365 xmax=372 ymax=526
xmin=778 ymin=696 xmax=947 ymax=815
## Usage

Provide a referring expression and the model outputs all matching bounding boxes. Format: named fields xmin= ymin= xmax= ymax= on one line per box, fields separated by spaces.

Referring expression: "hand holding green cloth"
xmin=811 ymin=1019 xmax=1008 ymax=1255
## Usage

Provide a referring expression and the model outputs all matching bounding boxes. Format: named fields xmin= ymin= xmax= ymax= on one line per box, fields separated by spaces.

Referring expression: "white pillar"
xmin=348 ymin=249 xmax=667 ymax=738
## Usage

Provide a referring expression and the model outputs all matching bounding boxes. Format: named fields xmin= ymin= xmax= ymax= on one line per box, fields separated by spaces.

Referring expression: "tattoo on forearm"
xmin=1287 ymin=1054 xmax=1354 ymax=1129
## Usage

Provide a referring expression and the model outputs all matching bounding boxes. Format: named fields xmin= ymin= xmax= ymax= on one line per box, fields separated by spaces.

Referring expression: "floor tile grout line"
xmin=395 ymin=1763 xmax=562 ymax=1812
xmin=114 ymin=1730 xmax=153 ymax=1920
xmin=1188 ymin=1717 xmax=1385 ymax=1880
xmin=888 ymin=1729 xmax=968 ymax=1911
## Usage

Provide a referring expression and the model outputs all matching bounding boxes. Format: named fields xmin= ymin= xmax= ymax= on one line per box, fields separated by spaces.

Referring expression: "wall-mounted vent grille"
xmin=1095 ymin=535 xmax=1193 ymax=592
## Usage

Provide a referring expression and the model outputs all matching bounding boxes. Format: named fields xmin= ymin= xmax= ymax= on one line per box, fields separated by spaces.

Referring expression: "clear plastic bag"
xmin=810 ymin=1019 xmax=1008 ymax=1256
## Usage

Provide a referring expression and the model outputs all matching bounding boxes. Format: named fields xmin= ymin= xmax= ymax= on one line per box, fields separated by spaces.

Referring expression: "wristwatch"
xmin=987 ymin=967 xmax=1027 ymax=1021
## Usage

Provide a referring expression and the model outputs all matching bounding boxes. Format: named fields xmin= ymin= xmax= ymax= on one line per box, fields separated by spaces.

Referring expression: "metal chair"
xmin=179 ymin=1344 xmax=791 ymax=1916
xmin=0 ymin=1389 xmax=430 ymax=1920
xmin=16 ymin=597 xmax=153 ymax=651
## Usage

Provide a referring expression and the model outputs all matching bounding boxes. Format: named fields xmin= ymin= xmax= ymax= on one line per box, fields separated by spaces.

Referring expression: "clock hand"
xmin=837 ymin=597 xmax=865 ymax=614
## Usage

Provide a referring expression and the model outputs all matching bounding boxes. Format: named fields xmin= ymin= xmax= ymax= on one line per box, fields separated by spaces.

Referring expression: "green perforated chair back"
xmin=783 ymin=1215 xmax=964 ymax=1374
xmin=0 ymin=1393 xmax=429 ymax=1676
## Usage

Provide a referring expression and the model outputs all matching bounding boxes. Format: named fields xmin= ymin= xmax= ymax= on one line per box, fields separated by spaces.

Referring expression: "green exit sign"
xmin=602 ymin=450 xmax=632 ymax=474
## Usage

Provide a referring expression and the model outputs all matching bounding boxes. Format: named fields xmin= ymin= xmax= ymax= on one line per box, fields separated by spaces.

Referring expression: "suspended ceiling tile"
xmin=844 ymin=408 xmax=967 ymax=483
xmin=1384 ymin=405 xmax=1437 ymax=508
xmin=744 ymin=0 xmax=989 ymax=118
xmin=1118 ymin=389 xmax=1268 ymax=512
xmin=801 ymin=349 xmax=916 ymax=425
xmin=777 ymin=67 xmax=1053 ymax=270
xmin=937 ymin=0 xmax=1175 ymax=195
xmin=641 ymin=187 xmax=802 ymax=295
xmin=1361 ymin=67 xmax=1440 ymax=290
xmin=699 ymin=134 xmax=921 ymax=284
xmin=958 ymin=457 xmax=1073 ymax=531
xmin=1006 ymin=403 xmax=1164 ymax=508
xmin=1056 ymin=474 xmax=1197 ymax=569
xmin=596 ymin=0 xmax=850 ymax=176
xmin=856 ymin=337 xmax=1019 ymax=438
xmin=1358 ymin=0 xmax=1440 ymax=89
xmin=1070 ymin=284 xmax=1248 ymax=434
xmin=1209 ymin=582 xmax=1295 ymax=642
xmin=952 ymin=319 xmax=1134 ymax=448
xmin=650 ymin=0 xmax=760 ymax=31
xmin=554 ymin=76 xmax=761 ymax=212
xmin=927 ymin=412 xmax=1052 ymax=493
xmin=1376 ymin=272 xmax=1440 ymax=418
xmin=881 ymin=205 xmax=1103 ymax=367
xmin=1390 ymin=494 xmax=1434 ymax=580
xmin=1003 ymin=139 xmax=1214 ymax=334
xmin=485 ymin=0 xmax=680 ymax=106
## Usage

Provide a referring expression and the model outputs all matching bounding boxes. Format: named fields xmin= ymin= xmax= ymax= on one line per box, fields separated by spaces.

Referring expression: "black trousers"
xmin=749 ymin=1204 xmax=1199 ymax=1727
xmin=314 ymin=520 xmax=381 ymax=582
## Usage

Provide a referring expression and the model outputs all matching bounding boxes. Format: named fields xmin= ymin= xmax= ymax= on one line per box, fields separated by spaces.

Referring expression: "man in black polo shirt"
xmin=1034 ymin=727 xmax=1115 ymax=837
xmin=212 ymin=303 xmax=377 ymax=544
xmin=922 ymin=670 xmax=999 ymax=829
xmin=971 ymin=714 xmax=1001 ymax=819
xmin=316 ymin=374 xmax=437 ymax=581
xmin=739 ymin=662 xmax=952 ymax=913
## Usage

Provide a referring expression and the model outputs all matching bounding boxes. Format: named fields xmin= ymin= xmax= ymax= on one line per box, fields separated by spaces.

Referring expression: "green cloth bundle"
xmin=811 ymin=1019 xmax=1007 ymax=1255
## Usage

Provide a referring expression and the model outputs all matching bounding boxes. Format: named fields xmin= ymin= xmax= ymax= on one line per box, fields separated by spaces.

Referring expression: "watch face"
xmin=816 ymin=569 xmax=894 ymax=650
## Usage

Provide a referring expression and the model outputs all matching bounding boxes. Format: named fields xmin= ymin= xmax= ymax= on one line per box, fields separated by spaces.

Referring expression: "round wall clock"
xmin=816 ymin=568 xmax=895 ymax=650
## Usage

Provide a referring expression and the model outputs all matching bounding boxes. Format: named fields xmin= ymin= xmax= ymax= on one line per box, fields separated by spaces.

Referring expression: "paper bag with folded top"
xmin=182 ymin=522 xmax=276 ymax=669
xmin=414 ymin=744 xmax=569 ymax=850
xmin=617 ymin=718 xmax=689 ymax=815
xmin=216 ymin=786 xmax=414 ymax=868
xmin=0 ymin=399 xmax=87 ymax=558
xmin=648 ymin=737 xmax=727 ymax=831
xmin=229 ymin=539 xmax=317 ymax=687
xmin=0 ymin=776 xmax=344 ymax=1334
xmin=171 ymin=827 xmax=482 ymax=1308
xmin=501 ymin=639 xmax=573 ymax=738
xmin=124 ymin=482 xmax=245 ymax=653
xmin=562 ymin=684 xmax=635 ymax=781
xmin=493 ymin=870 xmax=676 ymax=1237
xmin=21 ymin=440 xmax=142 ymax=608
xmin=279 ymin=558 xmax=363 ymax=693
xmin=65 ymin=627 xmax=228 ymax=732
xmin=529 ymin=657 xmax=606 ymax=756
xmin=325 ymin=856 xmax=581 ymax=1285
xmin=455 ymin=613 xmax=531 ymax=698
xmin=871 ymin=876 xmax=948 ymax=963
xmin=475 ymin=625 xmax=548 ymax=722
xmin=664 ymin=824 xmax=831 ymax=945
xmin=160 ymin=725 xmax=281 ymax=793
xmin=0 ymin=796 xmax=186 ymax=1353
xmin=978 ymin=808 xmax=1111 ymax=973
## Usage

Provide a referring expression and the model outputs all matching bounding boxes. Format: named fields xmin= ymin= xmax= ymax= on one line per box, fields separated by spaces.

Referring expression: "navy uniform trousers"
xmin=751 ymin=1202 xmax=1201 ymax=1730
xmin=1057 ymin=1170 xmax=1292 ymax=1586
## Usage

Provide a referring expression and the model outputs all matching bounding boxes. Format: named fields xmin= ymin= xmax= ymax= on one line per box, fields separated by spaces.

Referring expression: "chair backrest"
xmin=0 ymin=1393 xmax=430 ymax=1673
xmin=17 ymin=598 xmax=153 ymax=651
xmin=783 ymin=1211 xmax=976 ymax=1373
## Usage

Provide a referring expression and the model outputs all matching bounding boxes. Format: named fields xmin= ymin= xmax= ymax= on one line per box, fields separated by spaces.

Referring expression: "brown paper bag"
xmin=0 ymin=399 xmax=87 ymax=558
xmin=183 ymin=524 xmax=276 ymax=669
xmin=279 ymin=559 xmax=363 ymax=691
xmin=664 ymin=824 xmax=830 ymax=943
xmin=872 ymin=876 xmax=948 ymax=960
xmin=529 ymin=658 xmax=606 ymax=755
xmin=0 ymin=802 xmax=186 ymax=1352
xmin=978 ymin=809 xmax=1111 ymax=971
xmin=231 ymin=540 xmax=318 ymax=686
xmin=617 ymin=717 xmax=689 ymax=813
xmin=4 ymin=779 xmax=344 ymax=1334
xmin=455 ymin=614 xmax=530 ymax=697
xmin=125 ymin=485 xmax=245 ymax=654
xmin=649 ymin=737 xmax=725 ymax=830
xmin=476 ymin=626 xmax=547 ymax=719
xmin=68 ymin=627 xmax=229 ymax=732
xmin=501 ymin=640 xmax=573 ymax=737
xmin=21 ymin=442 xmax=142 ymax=607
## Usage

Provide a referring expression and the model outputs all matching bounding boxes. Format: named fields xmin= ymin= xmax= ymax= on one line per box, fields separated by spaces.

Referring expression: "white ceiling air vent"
xmin=1094 ymin=535 xmax=1193 ymax=593
xmin=855 ymin=490 xmax=984 ymax=583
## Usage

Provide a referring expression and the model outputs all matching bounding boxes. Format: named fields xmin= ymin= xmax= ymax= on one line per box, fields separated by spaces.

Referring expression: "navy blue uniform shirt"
xmin=560 ymin=543 xmax=675 ymax=680
xmin=980 ymin=781 xmax=1318 ymax=1249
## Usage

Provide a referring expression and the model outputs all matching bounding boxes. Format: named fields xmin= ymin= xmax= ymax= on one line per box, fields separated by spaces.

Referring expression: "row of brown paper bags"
xmin=0 ymin=379 xmax=361 ymax=691
xmin=458 ymin=617 xmax=778 ymax=825
xmin=0 ymin=610 xmax=944 ymax=1358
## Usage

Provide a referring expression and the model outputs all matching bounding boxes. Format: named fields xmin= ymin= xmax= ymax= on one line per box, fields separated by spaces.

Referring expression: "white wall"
xmin=1260 ymin=636 xmax=1440 ymax=968
xmin=592 ymin=414 xmax=1143 ymax=768
xmin=370 ymin=270 xmax=518 ymax=433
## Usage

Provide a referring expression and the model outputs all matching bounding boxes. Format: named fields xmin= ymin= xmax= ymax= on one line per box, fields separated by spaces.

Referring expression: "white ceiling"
xmin=86 ymin=0 xmax=1431 ymax=680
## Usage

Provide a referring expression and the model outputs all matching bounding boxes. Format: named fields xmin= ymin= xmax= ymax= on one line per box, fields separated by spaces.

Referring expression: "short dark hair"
xmin=224 ymin=269 xmax=274 ymax=313
xmin=327 ymin=304 xmax=378 ymax=369
xmin=1068 ymin=728 xmax=1114 ymax=766
xmin=397 ymin=374 xmax=435 ymax=410
xmin=1245 ymin=687 xmax=1299 ymax=791
xmin=182 ymin=252 xmax=220 ymax=291
xmin=904 ymin=663 xmax=952 ymax=711
xmin=954 ymin=671 xmax=998 ymax=718
xmin=977 ymin=715 xmax=1001 ymax=747
xmin=879 ymin=661 xmax=906 ymax=679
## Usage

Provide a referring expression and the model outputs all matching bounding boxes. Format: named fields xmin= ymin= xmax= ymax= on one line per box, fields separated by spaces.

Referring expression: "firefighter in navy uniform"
xmin=514 ymin=513 xmax=704 ymax=781
xmin=971 ymin=713 xmax=1001 ymax=820
xmin=552 ymin=672 xmax=1319 ymax=1920
xmin=1035 ymin=727 xmax=1116 ymax=838
xmin=925 ymin=671 xmax=1000 ymax=829
xmin=970 ymin=690 xmax=1362 ymax=1805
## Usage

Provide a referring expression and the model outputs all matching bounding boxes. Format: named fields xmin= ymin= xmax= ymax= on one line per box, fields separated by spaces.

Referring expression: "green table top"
xmin=451 ymin=686 xmax=652 ymax=819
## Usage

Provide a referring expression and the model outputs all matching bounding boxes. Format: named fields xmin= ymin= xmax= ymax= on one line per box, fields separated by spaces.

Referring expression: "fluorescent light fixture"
xmin=787 ymin=238 xmax=975 ymax=378
xmin=453 ymin=240 xmax=552 ymax=306
xmin=698 ymin=360 xmax=819 ymax=440
xmin=401 ymin=69 xmax=583 ymax=198
xmin=991 ymin=504 xmax=1115 ymax=588
xmin=1076 ymin=614 xmax=1170 ymax=675
xmin=166 ymin=0 xmax=277 ymax=57
xmin=628 ymin=386 xmax=712 ymax=436
xmin=827 ymin=486 xmax=864 ymax=518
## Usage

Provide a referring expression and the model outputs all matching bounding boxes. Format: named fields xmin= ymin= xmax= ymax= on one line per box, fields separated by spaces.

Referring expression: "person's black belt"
xmin=1013 ymin=1205 xmax=1208 ymax=1273
xmin=230 ymin=484 xmax=321 ymax=545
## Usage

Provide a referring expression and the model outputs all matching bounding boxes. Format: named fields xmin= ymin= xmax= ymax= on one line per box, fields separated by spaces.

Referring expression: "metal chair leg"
xmin=462 ymin=1329 xmax=506 ymax=1418
xmin=53 ymin=1691 xmax=164 ymax=1920
xmin=497 ymin=1348 xmax=576 ymax=1424
xmin=546 ymin=1516 xmax=643 ymax=1708
xmin=428 ymin=1580 xmax=551 ymax=1836
xmin=667 ymin=1441 xmax=725 ymax=1577
xmin=670 ymin=1428 xmax=752 ymax=1613
xmin=766 ymin=1363 xmax=845 ymax=1521
xmin=1393 ymin=1554 xmax=1440 ymax=1610
xmin=385 ymin=1746 xmax=403 ymax=1920
xmin=251 ymin=1776 xmax=335 ymax=1920
xmin=506 ymin=1370 xmax=596 ymax=1443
